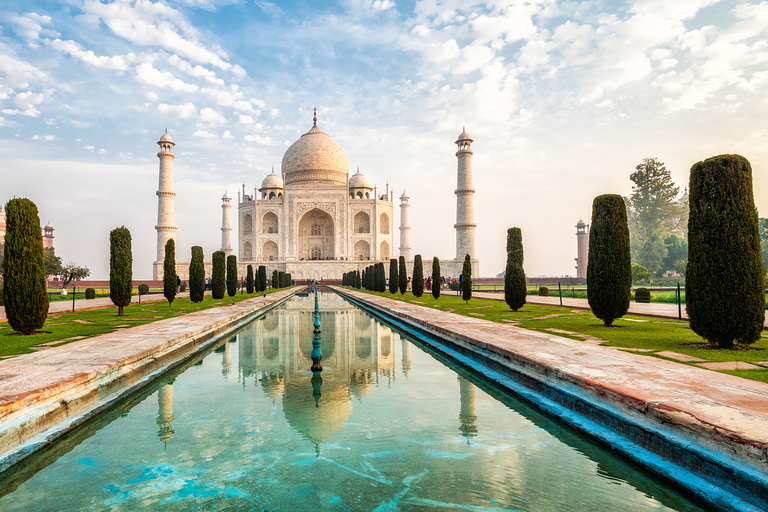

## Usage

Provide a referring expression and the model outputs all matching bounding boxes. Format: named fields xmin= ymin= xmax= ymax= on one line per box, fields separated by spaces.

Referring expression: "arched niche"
xmin=243 ymin=213 xmax=253 ymax=235
xmin=262 ymin=212 xmax=279 ymax=234
xmin=354 ymin=239 xmax=370 ymax=260
xmin=379 ymin=213 xmax=389 ymax=234
xmin=298 ymin=208 xmax=335 ymax=259
xmin=354 ymin=211 xmax=370 ymax=233
xmin=263 ymin=240 xmax=278 ymax=261
xmin=243 ymin=241 xmax=253 ymax=260
xmin=379 ymin=240 xmax=389 ymax=260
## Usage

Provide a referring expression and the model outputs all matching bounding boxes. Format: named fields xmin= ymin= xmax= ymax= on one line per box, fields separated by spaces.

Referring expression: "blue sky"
xmin=2 ymin=0 xmax=767 ymax=278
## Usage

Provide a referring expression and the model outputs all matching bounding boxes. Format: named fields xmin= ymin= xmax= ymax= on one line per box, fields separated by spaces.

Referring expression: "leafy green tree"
xmin=163 ymin=239 xmax=177 ymax=305
xmin=246 ymin=264 xmax=254 ymax=293
xmin=227 ymin=255 xmax=238 ymax=297
xmin=504 ymin=228 xmax=526 ymax=311
xmin=211 ymin=251 xmax=225 ymax=299
xmin=398 ymin=256 xmax=407 ymax=294
xmin=587 ymin=195 xmax=632 ymax=327
xmin=636 ymin=232 xmax=666 ymax=276
xmin=258 ymin=265 xmax=267 ymax=292
xmin=109 ymin=226 xmax=132 ymax=317
xmin=60 ymin=261 xmax=90 ymax=290
xmin=189 ymin=246 xmax=205 ymax=303
xmin=662 ymin=235 xmax=688 ymax=275
xmin=43 ymin=248 xmax=62 ymax=277
xmin=631 ymin=262 xmax=651 ymax=284
xmin=412 ymin=255 xmax=424 ymax=297
xmin=461 ymin=254 xmax=472 ymax=303
xmin=673 ymin=259 xmax=687 ymax=276
xmin=687 ymin=154 xmax=764 ymax=348
xmin=627 ymin=158 xmax=680 ymax=240
xmin=432 ymin=257 xmax=441 ymax=299
xmin=3 ymin=198 xmax=49 ymax=334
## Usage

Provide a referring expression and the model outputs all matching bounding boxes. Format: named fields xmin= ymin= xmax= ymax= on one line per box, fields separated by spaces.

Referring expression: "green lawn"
xmin=0 ymin=289 xmax=284 ymax=358
xmin=345 ymin=287 xmax=768 ymax=383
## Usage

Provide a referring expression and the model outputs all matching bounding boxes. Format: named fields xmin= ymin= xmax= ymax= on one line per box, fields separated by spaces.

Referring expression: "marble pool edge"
xmin=0 ymin=288 xmax=300 ymax=474
xmin=332 ymin=287 xmax=768 ymax=512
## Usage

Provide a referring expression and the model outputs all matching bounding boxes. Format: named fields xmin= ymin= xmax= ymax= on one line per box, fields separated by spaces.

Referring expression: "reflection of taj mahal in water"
xmin=155 ymin=293 xmax=478 ymax=447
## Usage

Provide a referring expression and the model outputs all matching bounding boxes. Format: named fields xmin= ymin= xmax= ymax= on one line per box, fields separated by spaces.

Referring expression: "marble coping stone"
xmin=0 ymin=288 xmax=298 ymax=472
xmin=332 ymin=287 xmax=768 ymax=512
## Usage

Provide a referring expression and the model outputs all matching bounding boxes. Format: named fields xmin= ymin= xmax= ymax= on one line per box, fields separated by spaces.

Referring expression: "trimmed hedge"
xmin=538 ymin=286 xmax=549 ymax=297
xmin=85 ymin=288 xmax=96 ymax=300
xmin=138 ymin=283 xmax=149 ymax=295
xmin=634 ymin=287 xmax=651 ymax=303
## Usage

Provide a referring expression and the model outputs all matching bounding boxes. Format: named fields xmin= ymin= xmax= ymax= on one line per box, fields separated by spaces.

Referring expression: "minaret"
xmin=455 ymin=127 xmax=476 ymax=261
xmin=221 ymin=191 xmax=233 ymax=257
xmin=156 ymin=383 xmax=175 ymax=445
xmin=575 ymin=219 xmax=589 ymax=279
xmin=42 ymin=222 xmax=54 ymax=249
xmin=155 ymin=131 xmax=177 ymax=272
xmin=458 ymin=376 xmax=478 ymax=441
xmin=399 ymin=191 xmax=411 ymax=260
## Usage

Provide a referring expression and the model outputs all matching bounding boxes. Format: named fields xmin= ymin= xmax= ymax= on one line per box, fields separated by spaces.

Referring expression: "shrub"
xmin=211 ymin=251 xmax=225 ymax=299
xmin=85 ymin=288 xmax=96 ymax=300
xmin=138 ymin=283 xmax=149 ymax=295
xmin=587 ymin=194 xmax=632 ymax=327
xmin=109 ymin=226 xmax=133 ymax=317
xmin=179 ymin=282 xmax=186 ymax=292
xmin=389 ymin=259 xmax=398 ymax=294
xmin=412 ymin=255 xmax=424 ymax=297
xmin=432 ymin=257 xmax=441 ymax=299
xmin=505 ymin=227 xmax=527 ymax=311
xmin=449 ymin=281 xmax=460 ymax=291
xmin=258 ymin=265 xmax=267 ymax=292
xmin=631 ymin=262 xmax=651 ymax=284
xmin=461 ymin=254 xmax=472 ymax=303
xmin=246 ymin=265 xmax=254 ymax=293
xmin=189 ymin=246 xmax=205 ymax=303
xmin=538 ymin=286 xmax=549 ymax=297
xmin=2 ymin=198 xmax=49 ymax=334
xmin=163 ymin=239 xmax=177 ymax=305
xmin=635 ymin=287 xmax=651 ymax=303
xmin=399 ymin=256 xmax=407 ymax=294
xmin=227 ymin=255 xmax=237 ymax=297
xmin=687 ymin=154 xmax=764 ymax=348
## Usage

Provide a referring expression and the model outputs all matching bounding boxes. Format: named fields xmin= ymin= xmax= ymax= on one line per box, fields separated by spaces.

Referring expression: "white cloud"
xmin=372 ymin=0 xmax=395 ymax=10
xmin=238 ymin=114 xmax=254 ymax=124
xmin=167 ymin=54 xmax=225 ymax=85
xmin=199 ymin=107 xmax=227 ymax=126
xmin=158 ymin=102 xmax=197 ymax=118
xmin=0 ymin=43 xmax=47 ymax=88
xmin=50 ymin=39 xmax=129 ymax=70
xmin=10 ymin=12 xmax=58 ymax=42
xmin=135 ymin=62 xmax=199 ymax=92
xmin=244 ymin=134 xmax=275 ymax=145
xmin=193 ymin=129 xmax=218 ymax=140
xmin=31 ymin=134 xmax=56 ymax=141
xmin=222 ymin=130 xmax=234 ymax=139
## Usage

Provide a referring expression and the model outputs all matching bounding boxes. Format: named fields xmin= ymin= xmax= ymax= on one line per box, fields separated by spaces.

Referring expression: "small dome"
xmin=44 ymin=222 xmax=54 ymax=230
xmin=261 ymin=169 xmax=284 ymax=190
xmin=576 ymin=219 xmax=585 ymax=227
xmin=400 ymin=190 xmax=409 ymax=200
xmin=457 ymin=126 xmax=472 ymax=141
xmin=222 ymin=191 xmax=231 ymax=200
xmin=159 ymin=132 xmax=174 ymax=143
xmin=348 ymin=168 xmax=371 ymax=189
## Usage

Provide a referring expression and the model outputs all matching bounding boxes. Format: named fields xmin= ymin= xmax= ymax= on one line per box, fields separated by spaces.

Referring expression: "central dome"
xmin=281 ymin=121 xmax=350 ymax=186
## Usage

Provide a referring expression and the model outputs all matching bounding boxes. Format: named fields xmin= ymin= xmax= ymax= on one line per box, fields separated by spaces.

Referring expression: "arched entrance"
xmin=298 ymin=208 xmax=335 ymax=260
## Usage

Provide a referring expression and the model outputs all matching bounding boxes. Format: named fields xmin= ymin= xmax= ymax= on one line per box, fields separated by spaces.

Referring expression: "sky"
xmin=1 ymin=0 xmax=767 ymax=279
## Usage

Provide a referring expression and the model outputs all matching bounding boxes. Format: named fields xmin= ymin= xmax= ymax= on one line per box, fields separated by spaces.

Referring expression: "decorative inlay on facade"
xmin=297 ymin=201 xmax=336 ymax=219
xmin=286 ymin=170 xmax=347 ymax=185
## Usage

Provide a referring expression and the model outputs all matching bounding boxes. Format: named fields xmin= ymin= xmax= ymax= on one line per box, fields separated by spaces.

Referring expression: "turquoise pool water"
xmin=0 ymin=291 xmax=705 ymax=511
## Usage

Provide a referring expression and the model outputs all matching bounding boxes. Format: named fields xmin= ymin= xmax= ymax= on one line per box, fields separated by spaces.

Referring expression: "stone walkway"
xmin=334 ymin=287 xmax=768 ymax=488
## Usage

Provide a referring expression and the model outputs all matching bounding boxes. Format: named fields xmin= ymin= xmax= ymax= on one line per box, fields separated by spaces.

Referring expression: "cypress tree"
xmin=366 ymin=266 xmax=374 ymax=291
xmin=285 ymin=272 xmax=292 ymax=287
xmin=272 ymin=269 xmax=278 ymax=289
xmin=687 ymin=154 xmax=764 ymax=348
xmin=432 ymin=257 xmax=441 ymax=299
xmin=412 ymin=255 xmax=424 ymax=297
xmin=461 ymin=254 xmax=472 ymax=303
xmin=389 ymin=258 xmax=398 ymax=294
xmin=355 ymin=270 xmax=361 ymax=289
xmin=211 ymin=251 xmax=226 ymax=299
xmin=189 ymin=246 xmax=205 ymax=303
xmin=226 ymin=255 xmax=238 ymax=297
xmin=246 ymin=264 xmax=254 ymax=293
xmin=278 ymin=271 xmax=285 ymax=288
xmin=163 ymin=239 xmax=177 ymax=305
xmin=587 ymin=194 xmax=632 ymax=327
xmin=399 ymin=256 xmax=407 ymax=294
xmin=361 ymin=268 xmax=366 ymax=289
xmin=504 ymin=227 xmax=527 ymax=311
xmin=379 ymin=262 xmax=387 ymax=292
xmin=258 ymin=265 xmax=267 ymax=292
xmin=109 ymin=226 xmax=132 ymax=317
xmin=3 ymin=198 xmax=49 ymax=334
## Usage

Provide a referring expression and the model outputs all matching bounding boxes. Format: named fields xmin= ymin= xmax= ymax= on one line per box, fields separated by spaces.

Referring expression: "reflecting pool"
xmin=0 ymin=291 xmax=706 ymax=511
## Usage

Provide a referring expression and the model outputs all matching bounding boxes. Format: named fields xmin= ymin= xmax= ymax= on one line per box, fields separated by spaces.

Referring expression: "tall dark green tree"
xmin=109 ymin=226 xmax=132 ymax=317
xmin=355 ymin=270 xmax=361 ymax=289
xmin=389 ymin=258 xmax=398 ymax=294
xmin=258 ymin=265 xmax=267 ymax=292
xmin=377 ymin=262 xmax=386 ymax=292
xmin=246 ymin=264 xmax=254 ymax=293
xmin=366 ymin=266 xmax=374 ymax=291
xmin=412 ymin=255 xmax=424 ymax=297
xmin=361 ymin=268 xmax=367 ymax=290
xmin=504 ymin=227 xmax=527 ymax=311
xmin=226 ymin=255 xmax=238 ymax=297
xmin=461 ymin=254 xmax=472 ymax=303
xmin=587 ymin=194 xmax=632 ymax=327
xmin=163 ymin=239 xmax=177 ymax=305
xmin=687 ymin=154 xmax=764 ymax=348
xmin=272 ymin=269 xmax=278 ymax=289
xmin=398 ymin=256 xmax=407 ymax=294
xmin=278 ymin=271 xmax=285 ymax=289
xmin=432 ymin=257 xmax=441 ymax=299
xmin=3 ymin=198 xmax=49 ymax=334
xmin=211 ymin=251 xmax=226 ymax=299
xmin=189 ymin=246 xmax=205 ymax=303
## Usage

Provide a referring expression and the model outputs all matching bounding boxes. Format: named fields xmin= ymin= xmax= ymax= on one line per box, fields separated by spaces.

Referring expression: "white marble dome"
xmin=281 ymin=123 xmax=350 ymax=186
xmin=261 ymin=169 xmax=284 ymax=190
xmin=348 ymin=169 xmax=371 ymax=190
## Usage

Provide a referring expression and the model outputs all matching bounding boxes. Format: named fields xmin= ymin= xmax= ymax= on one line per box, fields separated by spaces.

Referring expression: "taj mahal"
xmin=153 ymin=110 xmax=479 ymax=281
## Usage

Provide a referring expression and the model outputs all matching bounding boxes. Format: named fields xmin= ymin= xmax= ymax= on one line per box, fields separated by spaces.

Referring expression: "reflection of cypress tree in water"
xmin=458 ymin=376 xmax=478 ymax=441
xmin=157 ymin=383 xmax=175 ymax=446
